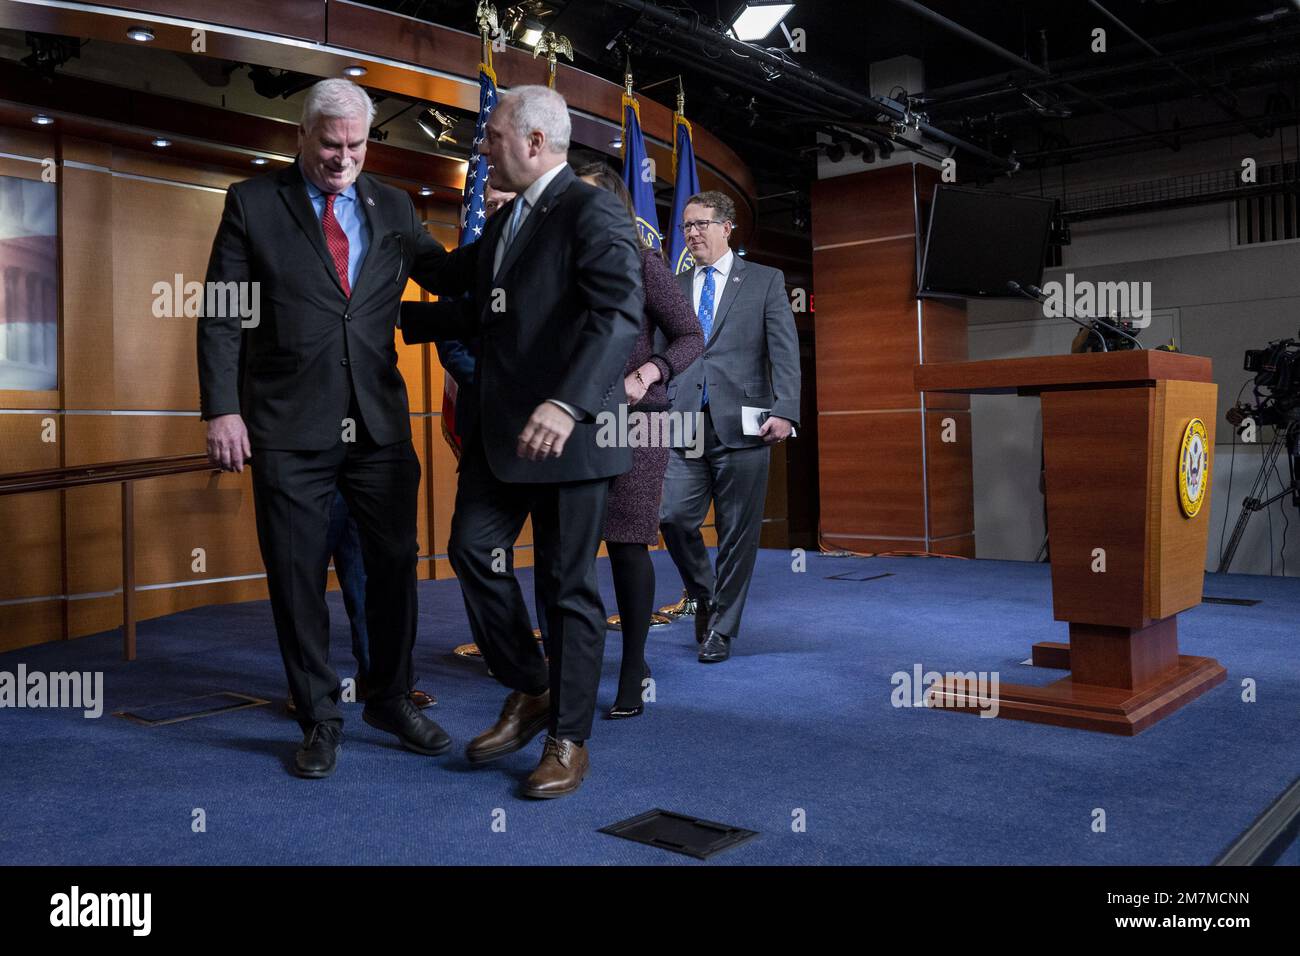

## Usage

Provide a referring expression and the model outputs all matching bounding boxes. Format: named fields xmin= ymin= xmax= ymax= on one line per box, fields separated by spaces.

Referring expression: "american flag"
xmin=441 ymin=62 xmax=498 ymax=458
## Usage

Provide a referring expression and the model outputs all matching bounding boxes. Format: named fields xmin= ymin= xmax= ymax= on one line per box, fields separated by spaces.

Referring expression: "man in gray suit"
xmin=659 ymin=191 xmax=801 ymax=663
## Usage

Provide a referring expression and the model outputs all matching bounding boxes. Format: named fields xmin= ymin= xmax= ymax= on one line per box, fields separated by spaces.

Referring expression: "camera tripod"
xmin=1216 ymin=419 xmax=1300 ymax=573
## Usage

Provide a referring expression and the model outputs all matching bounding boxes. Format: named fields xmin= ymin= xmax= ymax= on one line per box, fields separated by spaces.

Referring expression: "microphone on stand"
xmin=1006 ymin=280 xmax=1110 ymax=353
xmin=1024 ymin=283 xmax=1146 ymax=351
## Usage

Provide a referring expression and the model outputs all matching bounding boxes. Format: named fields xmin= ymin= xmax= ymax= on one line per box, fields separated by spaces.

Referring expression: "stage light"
xmin=31 ymin=114 xmax=54 ymax=126
xmin=416 ymin=108 xmax=457 ymax=145
xmin=727 ymin=2 xmax=794 ymax=42
xmin=343 ymin=65 xmax=367 ymax=77
xmin=126 ymin=26 xmax=155 ymax=42
xmin=521 ymin=17 xmax=545 ymax=47
xmin=151 ymin=137 xmax=171 ymax=148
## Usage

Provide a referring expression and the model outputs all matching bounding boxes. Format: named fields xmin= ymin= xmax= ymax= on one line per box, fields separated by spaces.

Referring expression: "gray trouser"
xmin=658 ymin=409 xmax=770 ymax=640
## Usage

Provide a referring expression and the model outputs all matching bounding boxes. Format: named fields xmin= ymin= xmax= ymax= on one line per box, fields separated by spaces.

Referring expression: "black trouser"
xmin=251 ymin=413 xmax=421 ymax=732
xmin=448 ymin=435 xmax=611 ymax=742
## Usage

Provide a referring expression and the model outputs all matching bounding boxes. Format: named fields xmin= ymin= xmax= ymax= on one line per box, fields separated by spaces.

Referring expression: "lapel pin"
xmin=365 ymin=196 xmax=375 ymax=206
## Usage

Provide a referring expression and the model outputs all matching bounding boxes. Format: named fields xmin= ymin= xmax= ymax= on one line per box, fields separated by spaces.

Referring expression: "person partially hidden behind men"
xmin=658 ymin=190 xmax=801 ymax=663
xmin=198 ymin=79 xmax=468 ymax=778
xmin=400 ymin=85 xmax=642 ymax=798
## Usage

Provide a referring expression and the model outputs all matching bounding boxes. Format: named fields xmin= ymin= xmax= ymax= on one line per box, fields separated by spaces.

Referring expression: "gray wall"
xmin=966 ymin=143 xmax=1300 ymax=577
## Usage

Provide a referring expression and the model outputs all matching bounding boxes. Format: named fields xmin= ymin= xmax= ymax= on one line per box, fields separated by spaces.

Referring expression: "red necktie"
xmin=322 ymin=193 xmax=351 ymax=296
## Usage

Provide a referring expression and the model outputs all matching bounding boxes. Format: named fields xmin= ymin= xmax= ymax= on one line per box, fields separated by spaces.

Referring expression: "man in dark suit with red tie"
xmin=197 ymin=79 xmax=466 ymax=779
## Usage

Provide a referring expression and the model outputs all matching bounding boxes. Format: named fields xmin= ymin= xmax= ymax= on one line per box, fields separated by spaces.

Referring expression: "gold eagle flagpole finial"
xmin=533 ymin=31 xmax=573 ymax=89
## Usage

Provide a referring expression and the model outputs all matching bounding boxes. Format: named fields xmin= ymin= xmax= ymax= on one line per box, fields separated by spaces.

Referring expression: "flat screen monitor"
xmin=918 ymin=185 xmax=1055 ymax=300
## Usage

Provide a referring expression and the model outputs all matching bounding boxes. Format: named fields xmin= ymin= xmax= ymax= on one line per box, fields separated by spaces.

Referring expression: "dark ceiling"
xmin=353 ymin=1 xmax=1300 ymax=233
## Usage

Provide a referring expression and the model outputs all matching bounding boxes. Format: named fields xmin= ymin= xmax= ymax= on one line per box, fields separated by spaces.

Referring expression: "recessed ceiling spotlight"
xmin=419 ymin=186 xmax=434 ymax=196
xmin=251 ymin=157 xmax=269 ymax=166
xmin=31 ymin=114 xmax=54 ymax=126
xmin=127 ymin=26 xmax=155 ymax=42
xmin=151 ymin=137 xmax=171 ymax=148
xmin=343 ymin=65 xmax=367 ymax=77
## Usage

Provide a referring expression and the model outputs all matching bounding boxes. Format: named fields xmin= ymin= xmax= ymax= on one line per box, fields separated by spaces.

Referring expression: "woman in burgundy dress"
xmin=575 ymin=162 xmax=705 ymax=718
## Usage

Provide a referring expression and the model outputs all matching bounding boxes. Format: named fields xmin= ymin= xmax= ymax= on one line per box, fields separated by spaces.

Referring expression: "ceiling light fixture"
xmin=727 ymin=2 xmax=794 ymax=42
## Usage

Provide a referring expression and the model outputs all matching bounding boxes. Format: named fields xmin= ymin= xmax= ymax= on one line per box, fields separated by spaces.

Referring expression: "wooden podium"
xmin=914 ymin=351 xmax=1226 ymax=734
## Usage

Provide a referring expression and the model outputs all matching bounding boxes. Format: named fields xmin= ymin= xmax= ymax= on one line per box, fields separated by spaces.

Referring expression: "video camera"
xmin=1229 ymin=332 xmax=1300 ymax=429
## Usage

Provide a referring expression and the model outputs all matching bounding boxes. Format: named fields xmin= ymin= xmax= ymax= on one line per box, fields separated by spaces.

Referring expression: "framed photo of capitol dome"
xmin=0 ymin=173 xmax=58 ymax=392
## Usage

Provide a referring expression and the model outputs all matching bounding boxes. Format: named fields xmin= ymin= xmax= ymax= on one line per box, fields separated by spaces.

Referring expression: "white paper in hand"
xmin=742 ymin=406 xmax=797 ymax=439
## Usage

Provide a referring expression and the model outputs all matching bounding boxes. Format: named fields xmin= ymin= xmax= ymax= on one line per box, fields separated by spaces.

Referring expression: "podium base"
xmin=929 ymin=649 xmax=1226 ymax=735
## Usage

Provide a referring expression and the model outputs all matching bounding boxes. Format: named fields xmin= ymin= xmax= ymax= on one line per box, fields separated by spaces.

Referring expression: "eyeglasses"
xmin=680 ymin=219 xmax=724 ymax=235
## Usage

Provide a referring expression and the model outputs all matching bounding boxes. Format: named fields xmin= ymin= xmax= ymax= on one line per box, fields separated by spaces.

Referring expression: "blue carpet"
xmin=1 ymin=551 xmax=1296 ymax=865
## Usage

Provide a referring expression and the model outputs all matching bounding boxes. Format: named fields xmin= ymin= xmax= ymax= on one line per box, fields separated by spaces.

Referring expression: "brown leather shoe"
xmin=522 ymin=736 xmax=589 ymax=799
xmin=465 ymin=689 xmax=551 ymax=764
xmin=409 ymin=689 xmax=436 ymax=709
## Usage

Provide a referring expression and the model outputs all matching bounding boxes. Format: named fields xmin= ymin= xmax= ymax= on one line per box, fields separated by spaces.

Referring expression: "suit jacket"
xmin=399 ymin=164 xmax=643 ymax=484
xmin=660 ymin=254 xmax=801 ymax=449
xmin=197 ymin=160 xmax=465 ymax=451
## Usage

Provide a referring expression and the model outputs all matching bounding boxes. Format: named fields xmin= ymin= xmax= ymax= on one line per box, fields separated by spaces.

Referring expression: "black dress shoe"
xmin=363 ymin=695 xmax=452 ymax=756
xmin=294 ymin=724 xmax=341 ymax=779
xmin=605 ymin=702 xmax=644 ymax=719
xmin=698 ymin=630 xmax=731 ymax=663
xmin=693 ymin=599 xmax=713 ymax=644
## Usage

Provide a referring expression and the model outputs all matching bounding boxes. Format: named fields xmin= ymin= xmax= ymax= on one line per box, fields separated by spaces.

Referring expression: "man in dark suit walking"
xmin=400 ymin=85 xmax=642 ymax=798
xmin=659 ymin=191 xmax=801 ymax=663
xmin=198 ymin=79 xmax=465 ymax=778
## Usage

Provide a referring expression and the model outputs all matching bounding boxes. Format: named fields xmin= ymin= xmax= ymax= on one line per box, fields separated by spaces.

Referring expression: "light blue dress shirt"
xmin=304 ymin=169 xmax=371 ymax=290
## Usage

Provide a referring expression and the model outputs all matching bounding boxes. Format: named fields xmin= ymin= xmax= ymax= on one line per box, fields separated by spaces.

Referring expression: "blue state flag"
xmin=621 ymin=93 xmax=662 ymax=252
xmin=667 ymin=111 xmax=701 ymax=274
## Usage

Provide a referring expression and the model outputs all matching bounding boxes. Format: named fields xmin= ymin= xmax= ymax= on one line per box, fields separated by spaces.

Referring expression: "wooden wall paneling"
xmin=59 ymin=162 xmax=116 ymax=411
xmin=0 ymin=418 xmax=63 ymax=601
xmin=819 ymin=533 xmax=927 ymax=554
xmin=811 ymin=164 xmax=917 ymax=247
xmin=67 ymin=576 xmax=270 ymax=646
xmin=818 ymin=410 xmax=925 ymax=539
xmin=924 ymin=408 xmax=974 ymax=541
xmin=813 ymin=238 xmax=919 ymax=412
xmin=110 ymin=174 xmax=227 ymax=411
xmin=0 ymin=600 xmax=65 ymax=653
xmin=920 ymin=297 xmax=970 ymax=411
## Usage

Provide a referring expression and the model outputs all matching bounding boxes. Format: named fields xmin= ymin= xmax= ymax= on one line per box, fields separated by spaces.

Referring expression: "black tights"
xmin=607 ymin=541 xmax=654 ymax=709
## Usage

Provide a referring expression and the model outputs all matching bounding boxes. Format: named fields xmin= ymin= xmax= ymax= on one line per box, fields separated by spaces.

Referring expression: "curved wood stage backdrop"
xmin=0 ymin=0 xmax=758 ymax=651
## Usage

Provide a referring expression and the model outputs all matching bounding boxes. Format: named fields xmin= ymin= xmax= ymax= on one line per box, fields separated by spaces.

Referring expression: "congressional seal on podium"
xmin=1178 ymin=418 xmax=1209 ymax=518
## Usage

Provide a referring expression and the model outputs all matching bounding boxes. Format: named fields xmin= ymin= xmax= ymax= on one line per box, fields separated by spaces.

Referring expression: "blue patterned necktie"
xmin=698 ymin=265 xmax=716 ymax=408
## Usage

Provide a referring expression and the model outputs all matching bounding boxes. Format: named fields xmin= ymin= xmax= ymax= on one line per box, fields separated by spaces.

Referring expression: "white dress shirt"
xmin=494 ymin=161 xmax=568 ymax=278
xmin=493 ymin=162 xmax=583 ymax=422
xmin=692 ymin=248 xmax=735 ymax=323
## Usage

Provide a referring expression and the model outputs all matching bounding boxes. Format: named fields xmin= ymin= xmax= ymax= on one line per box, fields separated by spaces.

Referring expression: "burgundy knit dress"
xmin=602 ymin=247 xmax=705 ymax=544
